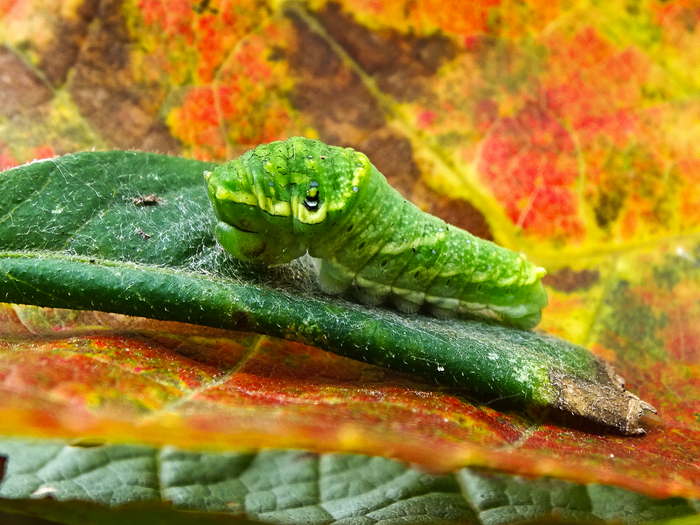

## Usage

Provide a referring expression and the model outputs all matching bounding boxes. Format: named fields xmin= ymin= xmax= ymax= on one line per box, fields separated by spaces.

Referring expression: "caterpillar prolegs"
xmin=204 ymin=137 xmax=548 ymax=329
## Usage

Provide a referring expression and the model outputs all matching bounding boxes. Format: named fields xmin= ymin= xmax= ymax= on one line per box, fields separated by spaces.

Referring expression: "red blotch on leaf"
xmin=0 ymin=0 xmax=19 ymax=18
xmin=478 ymin=101 xmax=584 ymax=240
xmin=138 ymin=0 xmax=194 ymax=41
xmin=416 ymin=110 xmax=437 ymax=129
xmin=412 ymin=0 xmax=500 ymax=36
xmin=135 ymin=0 xmax=261 ymax=84
xmin=169 ymin=86 xmax=229 ymax=160
xmin=168 ymin=32 xmax=293 ymax=160
xmin=0 ymin=154 xmax=17 ymax=171
xmin=32 ymin=145 xmax=55 ymax=160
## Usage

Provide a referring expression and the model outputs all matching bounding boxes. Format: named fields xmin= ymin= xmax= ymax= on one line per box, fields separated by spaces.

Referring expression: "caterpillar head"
xmin=205 ymin=137 xmax=370 ymax=265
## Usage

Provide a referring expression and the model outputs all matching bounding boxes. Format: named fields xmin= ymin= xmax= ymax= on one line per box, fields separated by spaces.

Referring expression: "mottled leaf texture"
xmin=0 ymin=151 xmax=651 ymax=432
xmin=1 ymin=439 xmax=698 ymax=525
xmin=0 ymin=143 xmax=695 ymax=525
xmin=2 ymin=0 xmax=700 ymax=523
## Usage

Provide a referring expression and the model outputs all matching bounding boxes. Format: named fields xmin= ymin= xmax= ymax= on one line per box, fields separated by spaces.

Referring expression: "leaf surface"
xmin=0 ymin=150 xmax=646 ymax=430
xmin=1 ymin=0 xmax=699 ymax=523
xmin=2 ymin=438 xmax=698 ymax=525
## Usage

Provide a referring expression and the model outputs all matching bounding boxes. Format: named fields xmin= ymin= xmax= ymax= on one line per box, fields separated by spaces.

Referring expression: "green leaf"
xmin=1 ymin=438 xmax=697 ymax=525
xmin=0 ymin=151 xmax=652 ymax=433
xmin=0 ymin=438 xmax=477 ymax=524
xmin=457 ymin=469 xmax=699 ymax=525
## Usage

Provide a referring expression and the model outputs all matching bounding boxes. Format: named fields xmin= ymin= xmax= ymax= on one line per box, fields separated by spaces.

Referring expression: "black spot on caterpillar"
xmin=204 ymin=137 xmax=548 ymax=329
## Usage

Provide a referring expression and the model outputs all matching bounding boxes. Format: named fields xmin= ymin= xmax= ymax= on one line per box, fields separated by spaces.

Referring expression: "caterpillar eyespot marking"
xmin=205 ymin=137 xmax=548 ymax=329
xmin=304 ymin=184 xmax=320 ymax=211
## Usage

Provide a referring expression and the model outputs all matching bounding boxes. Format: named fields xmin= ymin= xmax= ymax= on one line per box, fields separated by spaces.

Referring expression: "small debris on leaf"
xmin=135 ymin=228 xmax=152 ymax=239
xmin=132 ymin=194 xmax=161 ymax=206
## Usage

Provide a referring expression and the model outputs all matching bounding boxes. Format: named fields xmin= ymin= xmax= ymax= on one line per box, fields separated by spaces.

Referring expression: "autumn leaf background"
xmin=1 ymin=0 xmax=700 ymax=523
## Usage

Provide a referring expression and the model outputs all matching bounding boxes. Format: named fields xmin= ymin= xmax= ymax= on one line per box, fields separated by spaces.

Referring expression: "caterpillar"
xmin=204 ymin=137 xmax=548 ymax=329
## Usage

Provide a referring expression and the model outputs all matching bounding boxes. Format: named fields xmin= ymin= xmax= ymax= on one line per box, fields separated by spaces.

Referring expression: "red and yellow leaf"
xmin=2 ymin=0 xmax=700 ymax=516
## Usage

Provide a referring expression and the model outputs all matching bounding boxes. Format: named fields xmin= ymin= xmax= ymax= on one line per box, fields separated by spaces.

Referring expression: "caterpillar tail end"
xmin=497 ymin=279 xmax=548 ymax=330
xmin=504 ymin=310 xmax=543 ymax=330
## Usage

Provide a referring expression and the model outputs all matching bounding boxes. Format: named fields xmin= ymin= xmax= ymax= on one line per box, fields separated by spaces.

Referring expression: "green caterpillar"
xmin=204 ymin=137 xmax=548 ymax=329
